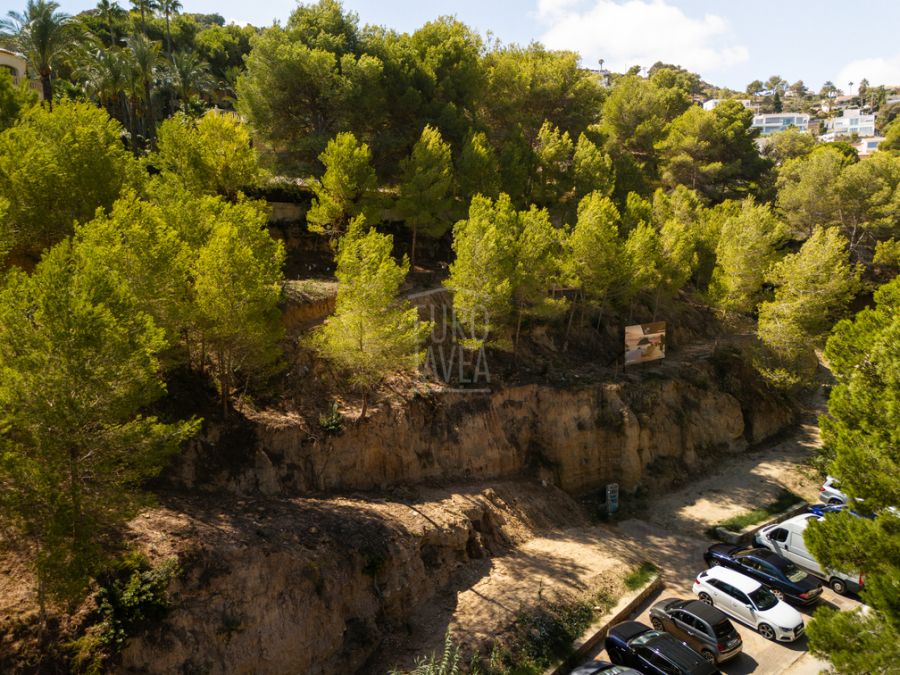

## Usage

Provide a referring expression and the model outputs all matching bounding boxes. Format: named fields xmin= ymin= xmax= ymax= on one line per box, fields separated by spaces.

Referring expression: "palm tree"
xmin=158 ymin=0 xmax=181 ymax=54
xmin=129 ymin=0 xmax=157 ymax=36
xmin=74 ymin=40 xmax=133 ymax=133
xmin=0 ymin=0 xmax=75 ymax=109
xmin=96 ymin=0 xmax=126 ymax=45
xmin=126 ymin=32 xmax=161 ymax=145
xmin=168 ymin=50 xmax=213 ymax=110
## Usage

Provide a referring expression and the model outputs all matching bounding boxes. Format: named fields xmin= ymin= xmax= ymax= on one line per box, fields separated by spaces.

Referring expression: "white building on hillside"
xmin=751 ymin=113 xmax=810 ymax=135
xmin=820 ymin=108 xmax=877 ymax=141
xmin=855 ymin=136 xmax=885 ymax=157
xmin=702 ymin=98 xmax=753 ymax=111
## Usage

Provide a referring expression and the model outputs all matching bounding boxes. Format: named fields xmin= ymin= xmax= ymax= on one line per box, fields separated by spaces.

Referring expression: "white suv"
xmin=692 ymin=566 xmax=805 ymax=642
xmin=819 ymin=476 xmax=849 ymax=505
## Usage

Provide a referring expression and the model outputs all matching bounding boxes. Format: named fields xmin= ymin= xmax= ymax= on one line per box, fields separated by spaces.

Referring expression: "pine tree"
xmin=311 ymin=217 xmax=429 ymax=418
xmin=74 ymin=193 xmax=193 ymax=347
xmin=192 ymin=200 xmax=286 ymax=415
xmin=307 ymin=132 xmax=379 ymax=242
xmin=573 ymin=133 xmax=615 ymax=202
xmin=512 ymin=205 xmax=566 ymax=339
xmin=396 ymin=125 xmax=454 ymax=267
xmin=532 ymin=120 xmax=574 ymax=208
xmin=803 ymin=277 xmax=900 ymax=673
xmin=447 ymin=195 xmax=519 ymax=346
xmin=0 ymin=100 xmax=142 ymax=266
xmin=623 ymin=220 xmax=663 ymax=310
xmin=708 ymin=200 xmax=786 ymax=313
xmin=156 ymin=111 xmax=261 ymax=200
xmin=776 ymin=148 xmax=847 ymax=238
xmin=622 ymin=191 xmax=653 ymax=235
xmin=456 ymin=130 xmax=500 ymax=204
xmin=565 ymin=192 xmax=621 ymax=305
xmin=0 ymin=239 xmax=197 ymax=612
xmin=758 ymin=226 xmax=860 ymax=367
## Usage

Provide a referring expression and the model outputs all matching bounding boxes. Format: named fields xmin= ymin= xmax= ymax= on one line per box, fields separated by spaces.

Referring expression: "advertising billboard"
xmin=624 ymin=322 xmax=666 ymax=366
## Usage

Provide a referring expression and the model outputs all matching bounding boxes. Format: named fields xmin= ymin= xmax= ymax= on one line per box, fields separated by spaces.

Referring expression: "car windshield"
xmin=782 ymin=561 xmax=807 ymax=583
xmin=630 ymin=630 xmax=662 ymax=648
xmin=713 ymin=620 xmax=734 ymax=639
xmin=750 ymin=586 xmax=778 ymax=610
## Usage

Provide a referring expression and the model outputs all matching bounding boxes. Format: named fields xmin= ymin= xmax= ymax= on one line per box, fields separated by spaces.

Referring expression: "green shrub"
xmin=318 ymin=401 xmax=344 ymax=433
xmin=67 ymin=553 xmax=179 ymax=673
xmin=625 ymin=561 xmax=658 ymax=590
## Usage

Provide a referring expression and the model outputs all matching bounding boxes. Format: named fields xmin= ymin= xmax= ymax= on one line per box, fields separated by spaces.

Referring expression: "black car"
xmin=605 ymin=621 xmax=720 ymax=675
xmin=648 ymin=598 xmax=742 ymax=664
xmin=570 ymin=660 xmax=642 ymax=675
xmin=704 ymin=544 xmax=824 ymax=605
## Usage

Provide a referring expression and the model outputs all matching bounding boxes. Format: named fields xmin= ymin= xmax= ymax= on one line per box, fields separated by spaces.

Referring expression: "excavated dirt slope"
xmin=116 ymin=483 xmax=594 ymax=674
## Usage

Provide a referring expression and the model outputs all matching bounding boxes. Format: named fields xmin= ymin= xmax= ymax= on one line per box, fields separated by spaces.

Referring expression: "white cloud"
xmin=536 ymin=0 xmax=748 ymax=74
xmin=836 ymin=54 xmax=900 ymax=93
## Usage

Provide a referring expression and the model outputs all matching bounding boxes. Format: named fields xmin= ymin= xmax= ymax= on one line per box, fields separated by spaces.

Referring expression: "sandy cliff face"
xmin=117 ymin=484 xmax=586 ymax=675
xmin=115 ymin=353 xmax=794 ymax=675
xmin=173 ymin=359 xmax=793 ymax=498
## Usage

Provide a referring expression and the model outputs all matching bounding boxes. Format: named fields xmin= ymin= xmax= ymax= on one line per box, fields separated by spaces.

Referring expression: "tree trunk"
xmin=410 ymin=223 xmax=418 ymax=270
xmin=514 ymin=309 xmax=523 ymax=355
xmin=562 ymin=291 xmax=578 ymax=352
xmin=359 ymin=390 xmax=369 ymax=421
xmin=219 ymin=350 xmax=229 ymax=418
xmin=40 ymin=73 xmax=52 ymax=110
xmin=144 ymin=80 xmax=156 ymax=147
xmin=165 ymin=15 xmax=172 ymax=54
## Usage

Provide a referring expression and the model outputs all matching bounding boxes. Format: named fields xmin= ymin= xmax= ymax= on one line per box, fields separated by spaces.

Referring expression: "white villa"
xmin=820 ymin=108 xmax=877 ymax=142
xmin=702 ymin=99 xmax=753 ymax=111
xmin=751 ymin=113 xmax=811 ymax=135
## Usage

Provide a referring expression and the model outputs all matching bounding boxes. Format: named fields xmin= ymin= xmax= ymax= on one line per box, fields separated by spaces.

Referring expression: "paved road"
xmin=580 ymin=407 xmax=861 ymax=674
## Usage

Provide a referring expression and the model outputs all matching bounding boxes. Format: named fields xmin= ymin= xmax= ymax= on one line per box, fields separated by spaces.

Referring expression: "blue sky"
xmin=48 ymin=0 xmax=900 ymax=93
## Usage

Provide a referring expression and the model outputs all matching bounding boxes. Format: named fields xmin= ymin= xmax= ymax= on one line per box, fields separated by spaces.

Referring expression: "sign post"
xmin=606 ymin=483 xmax=619 ymax=515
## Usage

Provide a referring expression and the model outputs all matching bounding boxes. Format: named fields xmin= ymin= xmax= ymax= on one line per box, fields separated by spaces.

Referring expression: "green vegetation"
xmin=625 ymin=561 xmax=659 ymax=590
xmin=397 ymin=125 xmax=454 ymax=265
xmin=0 ymin=0 xmax=897 ymax=669
xmin=306 ymin=132 xmax=379 ymax=241
xmin=0 ymin=100 xmax=141 ymax=266
xmin=309 ymin=217 xmax=430 ymax=418
xmin=714 ymin=489 xmax=804 ymax=533
xmin=69 ymin=553 xmax=179 ymax=672
xmin=804 ymin=278 xmax=900 ymax=673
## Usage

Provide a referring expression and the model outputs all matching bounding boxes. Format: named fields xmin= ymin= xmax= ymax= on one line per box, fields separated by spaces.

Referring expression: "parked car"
xmin=755 ymin=513 xmax=864 ymax=595
xmin=570 ymin=660 xmax=642 ymax=675
xmin=819 ymin=476 xmax=849 ymax=505
xmin=703 ymin=544 xmax=824 ymax=605
xmin=604 ymin=621 xmax=720 ymax=675
xmin=648 ymin=597 xmax=742 ymax=664
xmin=692 ymin=566 xmax=805 ymax=642
xmin=807 ymin=503 xmax=875 ymax=519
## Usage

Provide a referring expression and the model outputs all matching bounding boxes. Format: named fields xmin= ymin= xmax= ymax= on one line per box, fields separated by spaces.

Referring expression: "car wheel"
xmin=771 ymin=588 xmax=784 ymax=601
xmin=651 ymin=617 xmax=664 ymax=630
xmin=828 ymin=498 xmax=843 ymax=505
xmin=699 ymin=592 xmax=713 ymax=606
xmin=830 ymin=578 xmax=847 ymax=595
xmin=700 ymin=650 xmax=716 ymax=664
xmin=709 ymin=558 xmax=720 ymax=566
xmin=758 ymin=623 xmax=777 ymax=641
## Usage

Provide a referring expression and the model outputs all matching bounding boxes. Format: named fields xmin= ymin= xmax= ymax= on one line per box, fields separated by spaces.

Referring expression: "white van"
xmin=755 ymin=513 xmax=864 ymax=595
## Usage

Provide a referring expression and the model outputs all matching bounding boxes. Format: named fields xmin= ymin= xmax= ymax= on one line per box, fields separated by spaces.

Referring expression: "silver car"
xmin=649 ymin=597 xmax=742 ymax=663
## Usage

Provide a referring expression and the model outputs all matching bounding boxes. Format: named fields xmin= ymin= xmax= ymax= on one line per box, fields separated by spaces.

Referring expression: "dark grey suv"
xmin=648 ymin=598 xmax=742 ymax=664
